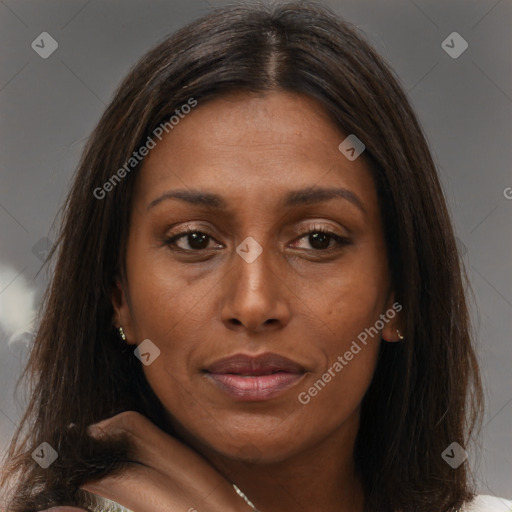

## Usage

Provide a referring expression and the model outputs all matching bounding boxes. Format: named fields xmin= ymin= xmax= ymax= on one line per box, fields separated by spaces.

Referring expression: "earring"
xmin=118 ymin=326 xmax=127 ymax=341
xmin=396 ymin=328 xmax=404 ymax=341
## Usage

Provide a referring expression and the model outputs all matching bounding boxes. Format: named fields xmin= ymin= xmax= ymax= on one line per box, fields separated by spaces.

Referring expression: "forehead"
xmin=134 ymin=91 xmax=377 ymax=211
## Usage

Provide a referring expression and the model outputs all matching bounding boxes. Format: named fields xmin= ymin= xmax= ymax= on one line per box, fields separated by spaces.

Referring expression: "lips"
xmin=204 ymin=353 xmax=306 ymax=401
xmin=206 ymin=353 xmax=305 ymax=375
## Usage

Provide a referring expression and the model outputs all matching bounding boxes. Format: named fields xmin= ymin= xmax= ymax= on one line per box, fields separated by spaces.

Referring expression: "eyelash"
xmin=163 ymin=226 xmax=351 ymax=253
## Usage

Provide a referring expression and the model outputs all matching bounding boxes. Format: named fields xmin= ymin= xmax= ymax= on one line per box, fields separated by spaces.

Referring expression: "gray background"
xmin=0 ymin=0 xmax=511 ymax=502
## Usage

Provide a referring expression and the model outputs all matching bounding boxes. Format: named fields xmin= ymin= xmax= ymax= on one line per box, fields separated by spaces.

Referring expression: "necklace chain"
xmin=232 ymin=483 xmax=260 ymax=511
xmin=231 ymin=484 xmax=466 ymax=512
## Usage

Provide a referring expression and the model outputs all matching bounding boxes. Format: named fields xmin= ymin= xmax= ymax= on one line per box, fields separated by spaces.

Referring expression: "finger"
xmin=81 ymin=464 xmax=195 ymax=512
xmin=88 ymin=412 xmax=227 ymax=489
xmin=41 ymin=508 xmax=87 ymax=512
xmin=86 ymin=412 xmax=249 ymax=512
xmin=81 ymin=461 xmax=247 ymax=512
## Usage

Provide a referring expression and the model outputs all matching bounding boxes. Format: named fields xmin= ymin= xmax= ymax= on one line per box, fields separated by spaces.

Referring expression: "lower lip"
xmin=205 ymin=372 xmax=304 ymax=401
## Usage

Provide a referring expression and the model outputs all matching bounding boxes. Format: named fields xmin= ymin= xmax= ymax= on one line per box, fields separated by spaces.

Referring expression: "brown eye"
xmin=164 ymin=230 xmax=219 ymax=251
xmin=308 ymin=232 xmax=332 ymax=250
xmin=293 ymin=229 xmax=351 ymax=251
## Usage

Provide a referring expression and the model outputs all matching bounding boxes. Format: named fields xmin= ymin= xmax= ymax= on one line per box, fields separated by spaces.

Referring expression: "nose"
xmin=220 ymin=241 xmax=291 ymax=334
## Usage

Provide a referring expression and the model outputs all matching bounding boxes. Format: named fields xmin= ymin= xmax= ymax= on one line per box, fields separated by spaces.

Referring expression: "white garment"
xmin=56 ymin=490 xmax=512 ymax=511
xmin=464 ymin=495 xmax=512 ymax=511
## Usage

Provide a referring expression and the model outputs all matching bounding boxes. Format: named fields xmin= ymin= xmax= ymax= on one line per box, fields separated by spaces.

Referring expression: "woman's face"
xmin=113 ymin=90 xmax=401 ymax=464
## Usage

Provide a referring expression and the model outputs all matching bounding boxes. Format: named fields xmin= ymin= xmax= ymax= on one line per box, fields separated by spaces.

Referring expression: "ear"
xmin=111 ymin=277 xmax=137 ymax=345
xmin=381 ymin=293 xmax=405 ymax=343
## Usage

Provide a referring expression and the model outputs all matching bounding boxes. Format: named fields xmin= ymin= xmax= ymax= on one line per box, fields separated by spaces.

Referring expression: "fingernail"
xmin=87 ymin=424 xmax=105 ymax=439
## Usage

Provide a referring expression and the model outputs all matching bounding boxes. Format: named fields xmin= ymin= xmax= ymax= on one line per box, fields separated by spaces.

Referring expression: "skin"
xmin=81 ymin=91 xmax=403 ymax=512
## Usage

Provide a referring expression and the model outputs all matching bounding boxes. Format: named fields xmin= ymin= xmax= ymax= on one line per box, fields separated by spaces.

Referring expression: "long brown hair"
xmin=1 ymin=2 xmax=483 ymax=511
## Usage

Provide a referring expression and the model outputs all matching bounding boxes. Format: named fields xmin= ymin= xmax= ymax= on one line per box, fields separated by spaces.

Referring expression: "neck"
xmin=224 ymin=448 xmax=365 ymax=512
xmin=178 ymin=416 xmax=365 ymax=512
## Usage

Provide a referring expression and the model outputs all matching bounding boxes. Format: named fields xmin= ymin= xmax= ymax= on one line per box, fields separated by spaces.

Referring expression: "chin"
xmin=206 ymin=425 xmax=309 ymax=464
xmin=165 ymin=402 xmax=315 ymax=462
xmin=214 ymin=441 xmax=299 ymax=466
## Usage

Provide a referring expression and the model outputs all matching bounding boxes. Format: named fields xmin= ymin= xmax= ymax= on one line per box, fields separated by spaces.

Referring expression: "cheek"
xmin=295 ymin=345 xmax=379 ymax=444
xmin=126 ymin=239 xmax=214 ymax=338
xmin=291 ymin=245 xmax=387 ymax=413
xmin=123 ymin=248 xmax=210 ymax=390
xmin=296 ymin=243 xmax=388 ymax=341
xmin=293 ymin=283 xmax=383 ymax=435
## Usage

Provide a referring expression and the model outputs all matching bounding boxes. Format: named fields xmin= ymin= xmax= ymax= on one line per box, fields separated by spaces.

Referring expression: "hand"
xmin=40 ymin=508 xmax=87 ymax=512
xmin=80 ymin=411 xmax=252 ymax=512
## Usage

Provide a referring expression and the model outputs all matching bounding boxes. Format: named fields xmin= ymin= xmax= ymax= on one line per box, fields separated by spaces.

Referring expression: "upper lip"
xmin=205 ymin=353 xmax=306 ymax=376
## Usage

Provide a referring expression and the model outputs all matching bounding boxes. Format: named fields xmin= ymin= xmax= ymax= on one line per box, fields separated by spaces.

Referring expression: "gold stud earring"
xmin=396 ymin=328 xmax=404 ymax=340
xmin=118 ymin=326 xmax=126 ymax=341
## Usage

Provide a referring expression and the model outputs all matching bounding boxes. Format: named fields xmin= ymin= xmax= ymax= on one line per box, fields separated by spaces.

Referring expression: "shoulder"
xmin=464 ymin=495 xmax=512 ymax=511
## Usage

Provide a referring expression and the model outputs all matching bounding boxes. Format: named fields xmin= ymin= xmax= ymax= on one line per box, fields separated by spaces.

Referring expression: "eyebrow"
xmin=147 ymin=186 xmax=366 ymax=215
